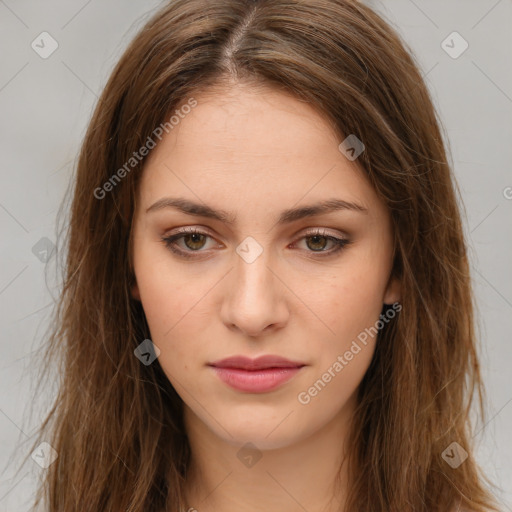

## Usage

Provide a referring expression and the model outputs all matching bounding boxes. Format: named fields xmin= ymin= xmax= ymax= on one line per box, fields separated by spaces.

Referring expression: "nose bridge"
xmin=221 ymin=235 xmax=287 ymax=335
xmin=234 ymin=236 xmax=276 ymax=305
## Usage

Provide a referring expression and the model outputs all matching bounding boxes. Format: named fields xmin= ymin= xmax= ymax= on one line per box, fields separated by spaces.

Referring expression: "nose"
xmin=220 ymin=245 xmax=290 ymax=338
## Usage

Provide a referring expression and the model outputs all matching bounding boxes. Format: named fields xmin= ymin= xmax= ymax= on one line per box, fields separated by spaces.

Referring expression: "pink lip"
xmin=208 ymin=355 xmax=306 ymax=393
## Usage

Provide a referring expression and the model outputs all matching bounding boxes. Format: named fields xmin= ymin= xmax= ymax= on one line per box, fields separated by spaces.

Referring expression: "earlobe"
xmin=383 ymin=275 xmax=401 ymax=305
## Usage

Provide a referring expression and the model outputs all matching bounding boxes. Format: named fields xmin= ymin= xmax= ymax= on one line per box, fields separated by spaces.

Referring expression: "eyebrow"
xmin=145 ymin=197 xmax=368 ymax=224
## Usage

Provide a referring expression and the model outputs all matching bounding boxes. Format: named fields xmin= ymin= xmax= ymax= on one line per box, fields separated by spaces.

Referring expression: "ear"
xmin=131 ymin=281 xmax=141 ymax=301
xmin=383 ymin=273 xmax=401 ymax=305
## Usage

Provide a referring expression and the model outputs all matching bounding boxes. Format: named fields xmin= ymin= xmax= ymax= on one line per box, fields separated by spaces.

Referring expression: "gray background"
xmin=0 ymin=0 xmax=511 ymax=510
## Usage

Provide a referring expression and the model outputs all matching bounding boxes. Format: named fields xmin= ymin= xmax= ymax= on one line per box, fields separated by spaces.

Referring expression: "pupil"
xmin=185 ymin=233 xmax=205 ymax=250
xmin=309 ymin=235 xmax=326 ymax=251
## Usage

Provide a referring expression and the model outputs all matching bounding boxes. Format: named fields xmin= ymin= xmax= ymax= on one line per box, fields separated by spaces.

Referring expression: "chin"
xmin=207 ymin=408 xmax=308 ymax=451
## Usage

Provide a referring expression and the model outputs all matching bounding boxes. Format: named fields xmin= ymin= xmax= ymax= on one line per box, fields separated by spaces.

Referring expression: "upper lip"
xmin=208 ymin=355 xmax=306 ymax=371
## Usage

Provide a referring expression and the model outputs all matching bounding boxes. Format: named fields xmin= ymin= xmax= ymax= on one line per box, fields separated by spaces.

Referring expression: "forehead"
xmin=138 ymin=84 xmax=386 ymax=223
xmin=149 ymin=84 xmax=340 ymax=160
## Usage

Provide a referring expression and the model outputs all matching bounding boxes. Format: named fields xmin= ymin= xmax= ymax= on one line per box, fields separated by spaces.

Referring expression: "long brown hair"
xmin=25 ymin=0 xmax=501 ymax=510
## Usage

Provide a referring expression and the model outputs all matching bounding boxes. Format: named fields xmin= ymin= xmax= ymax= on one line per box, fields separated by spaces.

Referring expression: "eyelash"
xmin=160 ymin=227 xmax=352 ymax=259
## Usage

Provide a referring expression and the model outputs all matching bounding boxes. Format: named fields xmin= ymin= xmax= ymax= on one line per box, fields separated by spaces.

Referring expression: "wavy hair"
xmin=26 ymin=0 xmax=500 ymax=510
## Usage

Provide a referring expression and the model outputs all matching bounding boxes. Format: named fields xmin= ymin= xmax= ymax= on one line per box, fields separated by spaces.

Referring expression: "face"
xmin=130 ymin=83 xmax=401 ymax=450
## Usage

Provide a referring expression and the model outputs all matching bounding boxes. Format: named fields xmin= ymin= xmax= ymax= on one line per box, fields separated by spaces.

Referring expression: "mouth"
xmin=207 ymin=355 xmax=306 ymax=393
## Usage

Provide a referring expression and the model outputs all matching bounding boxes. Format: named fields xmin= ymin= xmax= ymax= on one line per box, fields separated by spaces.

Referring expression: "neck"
xmin=182 ymin=392 xmax=357 ymax=512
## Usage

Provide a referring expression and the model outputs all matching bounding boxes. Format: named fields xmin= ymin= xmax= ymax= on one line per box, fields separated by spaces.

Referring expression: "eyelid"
xmin=300 ymin=227 xmax=348 ymax=238
xmin=163 ymin=225 xmax=346 ymax=241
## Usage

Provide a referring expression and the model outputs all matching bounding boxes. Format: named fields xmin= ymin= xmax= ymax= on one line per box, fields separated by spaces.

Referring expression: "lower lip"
xmin=210 ymin=366 xmax=303 ymax=393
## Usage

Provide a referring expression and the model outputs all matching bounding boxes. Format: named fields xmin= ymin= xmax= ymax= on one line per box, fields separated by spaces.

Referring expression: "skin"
xmin=130 ymin=81 xmax=401 ymax=512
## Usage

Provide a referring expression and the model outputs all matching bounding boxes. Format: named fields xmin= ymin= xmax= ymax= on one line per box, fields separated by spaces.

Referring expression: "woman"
xmin=28 ymin=0 xmax=501 ymax=510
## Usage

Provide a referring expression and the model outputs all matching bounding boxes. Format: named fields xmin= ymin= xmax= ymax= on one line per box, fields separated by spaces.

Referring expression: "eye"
xmin=161 ymin=227 xmax=351 ymax=259
xmin=161 ymin=227 xmax=215 ymax=258
xmin=293 ymin=228 xmax=352 ymax=256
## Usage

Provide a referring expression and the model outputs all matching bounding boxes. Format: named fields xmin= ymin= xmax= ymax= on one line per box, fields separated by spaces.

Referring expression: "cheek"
xmin=134 ymin=244 xmax=199 ymax=330
xmin=135 ymin=269 xmax=202 ymax=390
xmin=296 ymin=273 xmax=382 ymax=414
xmin=133 ymin=249 xmax=191 ymax=351
xmin=311 ymin=263 xmax=387 ymax=345
xmin=296 ymin=341 xmax=374 ymax=427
